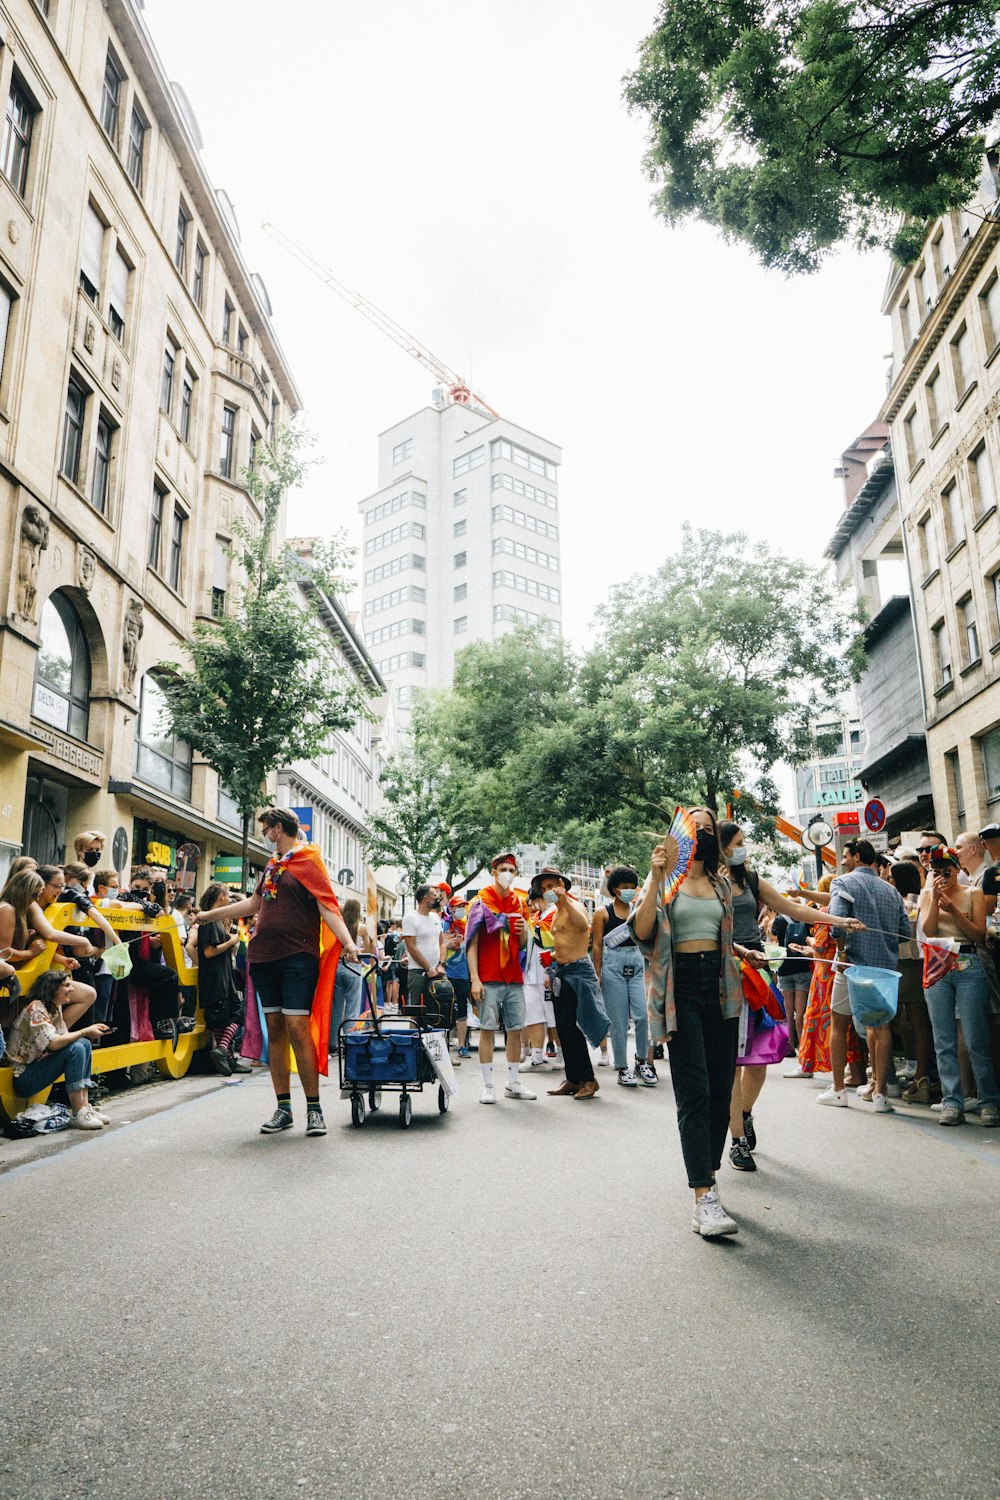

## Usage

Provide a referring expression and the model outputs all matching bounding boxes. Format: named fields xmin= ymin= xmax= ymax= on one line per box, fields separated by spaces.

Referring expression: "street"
xmin=2 ymin=1058 xmax=998 ymax=1500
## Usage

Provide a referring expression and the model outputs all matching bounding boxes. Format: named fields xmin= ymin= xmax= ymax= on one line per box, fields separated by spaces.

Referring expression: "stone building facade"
xmin=0 ymin=0 xmax=300 ymax=886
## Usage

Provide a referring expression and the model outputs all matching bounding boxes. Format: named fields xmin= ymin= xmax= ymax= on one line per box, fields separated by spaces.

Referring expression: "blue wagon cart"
xmin=338 ymin=1009 xmax=451 ymax=1129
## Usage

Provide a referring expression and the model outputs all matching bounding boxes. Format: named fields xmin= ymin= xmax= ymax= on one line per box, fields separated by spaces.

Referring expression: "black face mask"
xmin=83 ymin=849 xmax=101 ymax=867
xmin=695 ymin=829 xmax=718 ymax=863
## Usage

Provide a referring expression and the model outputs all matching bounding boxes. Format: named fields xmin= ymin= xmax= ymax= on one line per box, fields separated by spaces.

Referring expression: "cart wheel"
xmin=369 ymin=1088 xmax=381 ymax=1113
xmin=351 ymin=1093 xmax=365 ymax=1128
xmin=438 ymin=1085 xmax=449 ymax=1114
xmin=399 ymin=1094 xmax=412 ymax=1129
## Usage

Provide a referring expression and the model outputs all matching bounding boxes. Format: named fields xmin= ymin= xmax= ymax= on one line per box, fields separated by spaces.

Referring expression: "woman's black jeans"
xmin=667 ymin=951 xmax=739 ymax=1190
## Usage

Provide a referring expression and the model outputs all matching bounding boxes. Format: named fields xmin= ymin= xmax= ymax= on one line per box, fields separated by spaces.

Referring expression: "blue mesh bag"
xmin=845 ymin=965 xmax=900 ymax=1030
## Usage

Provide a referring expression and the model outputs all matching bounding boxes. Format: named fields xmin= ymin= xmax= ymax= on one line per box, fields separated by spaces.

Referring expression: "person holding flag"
xmin=196 ymin=807 xmax=358 ymax=1137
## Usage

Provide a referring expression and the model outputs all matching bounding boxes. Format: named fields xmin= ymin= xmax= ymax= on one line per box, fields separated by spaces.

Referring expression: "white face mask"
xmin=495 ymin=871 xmax=515 ymax=890
xmin=728 ymin=846 xmax=747 ymax=866
xmin=542 ymin=889 xmax=559 ymax=907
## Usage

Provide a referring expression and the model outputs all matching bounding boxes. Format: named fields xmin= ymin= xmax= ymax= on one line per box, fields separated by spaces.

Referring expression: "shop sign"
xmin=29 ymin=719 xmax=103 ymax=780
xmin=213 ymin=856 xmax=244 ymax=883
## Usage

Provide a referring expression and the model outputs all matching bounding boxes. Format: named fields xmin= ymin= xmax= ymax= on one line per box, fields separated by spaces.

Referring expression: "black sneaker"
xmin=260 ymin=1107 xmax=294 ymax=1134
xmin=305 ymin=1107 xmax=327 ymax=1137
xmin=653 ymin=1043 xmax=664 ymax=1060
xmin=729 ymin=1138 xmax=756 ymax=1172
xmin=229 ymin=1055 xmax=252 ymax=1073
xmin=210 ymin=1046 xmax=232 ymax=1076
xmin=742 ymin=1111 xmax=757 ymax=1151
xmin=545 ymin=1041 xmax=557 ymax=1058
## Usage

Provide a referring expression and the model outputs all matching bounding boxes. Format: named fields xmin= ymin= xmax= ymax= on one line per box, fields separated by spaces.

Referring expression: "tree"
xmin=624 ymin=1 xmax=1000 ymax=272
xmin=157 ymin=426 xmax=365 ymax=888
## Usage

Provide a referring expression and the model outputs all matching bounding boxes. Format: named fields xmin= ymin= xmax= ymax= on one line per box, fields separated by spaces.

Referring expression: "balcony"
xmin=216 ymin=345 xmax=270 ymax=421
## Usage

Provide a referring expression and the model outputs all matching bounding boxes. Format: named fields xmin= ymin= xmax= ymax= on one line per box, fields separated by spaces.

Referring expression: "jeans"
xmin=14 ymin=1037 xmax=93 ymax=1099
xmin=601 ymin=945 xmax=648 ymax=1068
xmin=129 ymin=957 xmax=180 ymax=1027
xmin=330 ymin=960 xmax=363 ymax=1043
xmin=667 ymin=952 xmax=739 ymax=1189
xmin=92 ymin=973 xmax=115 ymax=1027
xmin=553 ymin=980 xmax=595 ymax=1087
xmin=925 ymin=964 xmax=1000 ymax=1111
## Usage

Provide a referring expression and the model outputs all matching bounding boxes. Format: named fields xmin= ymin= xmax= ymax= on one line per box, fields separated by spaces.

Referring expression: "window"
xmin=237 ymin=322 xmax=248 ymax=355
xmin=982 ymin=727 xmax=1000 ymax=803
xmin=917 ymin=513 xmax=938 ymax=578
xmin=0 ymin=280 xmax=13 ymax=386
xmin=148 ymin=483 xmax=165 ymax=569
xmin=981 ymin=273 xmax=1000 ymax=355
xmin=100 ymin=48 xmax=124 ymax=142
xmin=493 ymin=602 xmax=554 ymax=630
xmin=453 ymin=445 xmax=485 ymax=477
xmin=962 ymin=596 xmax=980 ymax=664
xmin=491 ymin=536 xmax=559 ymax=570
xmin=364 ymin=554 xmax=425 ymax=586
xmin=903 ymin=407 xmax=921 ymax=472
xmin=109 ymin=248 xmax=130 ymax=341
xmin=492 ymin=569 xmax=561 ymax=603
xmin=161 ymin=339 xmax=177 ymax=414
xmin=913 ymin=265 xmax=927 ymax=317
xmin=454 ymin=615 xmax=468 ymax=635
xmin=453 ymin=519 xmax=467 ymax=538
xmin=946 ymin=750 xmax=966 ymax=832
xmin=135 ymin=673 xmax=192 ymax=800
xmin=33 ymin=592 xmax=90 ymax=741
xmin=491 ymin=503 xmax=559 ymax=540
xmin=248 ymin=428 xmax=259 ymax=472
xmin=944 ymin=483 xmax=965 ymax=549
xmin=951 ymin=324 xmax=976 ymax=399
xmin=193 ymin=241 xmax=206 ymax=309
xmin=491 ymin=472 xmax=558 ymax=509
xmin=993 ymin=573 xmax=1000 ymax=641
xmin=80 ymin=203 xmax=104 ymax=304
xmin=364 ymin=491 xmax=427 ymax=525
xmin=175 ymin=202 xmax=191 ymax=276
xmin=270 ymin=395 xmax=279 ymax=446
xmin=454 ymin=550 xmax=467 ymax=569
xmin=179 ymin=368 xmax=195 ymax=445
xmin=490 ymin=437 xmax=558 ymax=480
xmin=364 ymin=585 xmax=426 ymax=616
xmin=220 ymin=403 xmax=236 ymax=477
xmin=61 ymin=378 xmax=86 ymax=484
xmin=925 ymin=368 xmax=941 ymax=437
xmin=899 ymin=298 xmax=912 ymax=348
xmin=222 ymin=299 xmax=233 ymax=346
xmin=91 ymin=412 xmax=113 ymax=514
xmin=454 ymin=583 xmax=467 ymax=603
xmin=453 ymin=488 xmax=467 ymax=506
xmin=969 ymin=444 xmax=996 ymax=517
xmin=392 ymin=438 xmax=413 ymax=465
xmin=2 ymin=74 xmax=35 ymax=197
xmin=212 ymin=537 xmax=228 ymax=618
xmin=127 ymin=106 xmax=146 ymax=191
xmin=932 ymin=621 xmax=952 ymax=687
xmin=168 ymin=505 xmax=185 ymax=591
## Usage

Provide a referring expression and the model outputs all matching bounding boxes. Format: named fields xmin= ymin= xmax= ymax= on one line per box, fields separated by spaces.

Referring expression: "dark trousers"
xmin=553 ymin=976 xmax=595 ymax=1086
xmin=129 ymin=957 xmax=180 ymax=1027
xmin=667 ymin=952 xmax=739 ymax=1189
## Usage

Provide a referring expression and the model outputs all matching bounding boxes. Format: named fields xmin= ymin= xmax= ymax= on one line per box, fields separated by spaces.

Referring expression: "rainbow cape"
xmin=464 ymin=884 xmax=528 ymax=970
xmin=258 ymin=843 xmax=342 ymax=1075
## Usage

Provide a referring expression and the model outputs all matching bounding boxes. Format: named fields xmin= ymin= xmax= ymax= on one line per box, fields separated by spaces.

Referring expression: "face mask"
xmin=616 ymin=888 xmax=637 ymax=903
xmin=728 ymin=847 xmax=747 ymax=867
xmin=542 ymin=889 xmax=559 ymax=907
xmin=263 ymin=828 xmax=278 ymax=847
xmin=695 ymin=829 xmax=718 ymax=863
xmin=83 ymin=849 xmax=101 ymax=868
xmin=495 ymin=871 xmax=515 ymax=890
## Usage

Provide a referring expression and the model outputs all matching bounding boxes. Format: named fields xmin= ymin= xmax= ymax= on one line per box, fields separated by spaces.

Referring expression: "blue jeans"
xmin=330 ymin=959 xmax=363 ymax=1044
xmin=13 ymin=1037 xmax=93 ymax=1099
xmin=925 ymin=964 xmax=1000 ymax=1111
xmin=601 ymin=945 xmax=648 ymax=1068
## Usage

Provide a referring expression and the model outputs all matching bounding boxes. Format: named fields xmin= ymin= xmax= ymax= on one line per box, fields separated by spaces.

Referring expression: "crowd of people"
xmin=2 ymin=811 xmax=999 ymax=1241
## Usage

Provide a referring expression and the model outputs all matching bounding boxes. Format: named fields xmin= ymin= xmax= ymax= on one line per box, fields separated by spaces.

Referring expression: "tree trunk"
xmin=241 ymin=812 xmax=251 ymax=894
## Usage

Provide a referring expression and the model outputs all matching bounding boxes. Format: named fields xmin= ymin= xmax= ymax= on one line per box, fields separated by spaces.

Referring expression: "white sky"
xmin=145 ymin=0 xmax=891 ymax=647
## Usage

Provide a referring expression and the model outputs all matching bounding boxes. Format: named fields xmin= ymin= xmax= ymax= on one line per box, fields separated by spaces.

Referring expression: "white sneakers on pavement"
xmin=870 ymin=1093 xmax=893 ymax=1113
xmin=70 ymin=1106 xmax=104 ymax=1130
xmin=816 ymin=1086 xmax=847 ymax=1107
xmin=692 ymin=1188 xmax=738 ymax=1238
xmin=480 ymin=1084 xmax=496 ymax=1105
xmin=504 ymin=1080 xmax=537 ymax=1099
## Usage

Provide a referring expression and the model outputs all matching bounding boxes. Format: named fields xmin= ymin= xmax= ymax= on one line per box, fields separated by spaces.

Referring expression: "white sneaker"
xmin=783 ymin=1063 xmax=816 ymax=1079
xmin=522 ymin=1056 xmax=548 ymax=1070
xmin=871 ymin=1093 xmax=893 ymax=1113
xmin=857 ymin=1082 xmax=876 ymax=1102
xmin=596 ymin=1052 xmax=610 ymax=1067
xmin=692 ymin=1188 xmax=738 ymax=1238
xmin=480 ymin=1085 xmax=496 ymax=1105
xmin=70 ymin=1106 xmax=104 ymax=1130
xmin=816 ymin=1086 xmax=847 ymax=1108
xmin=504 ymin=1080 xmax=537 ymax=1100
xmin=89 ymin=1107 xmax=111 ymax=1125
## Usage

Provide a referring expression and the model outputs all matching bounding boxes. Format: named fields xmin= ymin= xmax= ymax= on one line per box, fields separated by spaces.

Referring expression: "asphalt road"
xmin=2 ymin=1053 xmax=999 ymax=1500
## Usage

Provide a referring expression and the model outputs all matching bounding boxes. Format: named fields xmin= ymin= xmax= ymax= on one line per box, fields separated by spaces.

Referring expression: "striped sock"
xmin=306 ymin=1094 xmax=321 ymax=1112
xmin=276 ymin=1092 xmax=292 ymax=1116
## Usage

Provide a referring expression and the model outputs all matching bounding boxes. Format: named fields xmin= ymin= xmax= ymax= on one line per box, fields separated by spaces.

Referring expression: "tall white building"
xmin=359 ymin=398 xmax=563 ymax=718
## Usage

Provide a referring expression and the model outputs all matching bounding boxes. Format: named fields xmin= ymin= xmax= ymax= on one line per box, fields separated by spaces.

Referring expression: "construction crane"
xmin=261 ymin=222 xmax=501 ymax=420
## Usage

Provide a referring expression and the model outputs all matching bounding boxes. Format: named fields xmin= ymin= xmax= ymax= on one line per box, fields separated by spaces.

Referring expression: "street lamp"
xmin=395 ymin=875 xmax=409 ymax=917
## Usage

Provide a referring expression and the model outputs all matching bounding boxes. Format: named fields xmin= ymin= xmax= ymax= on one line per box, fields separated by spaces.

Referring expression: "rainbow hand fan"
xmin=658 ymin=805 xmax=699 ymax=903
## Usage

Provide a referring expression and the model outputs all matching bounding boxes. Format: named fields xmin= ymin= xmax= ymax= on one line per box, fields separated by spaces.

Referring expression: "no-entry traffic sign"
xmin=864 ymin=798 xmax=886 ymax=834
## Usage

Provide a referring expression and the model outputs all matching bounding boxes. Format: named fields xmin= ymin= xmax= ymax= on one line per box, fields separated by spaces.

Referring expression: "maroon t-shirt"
xmin=249 ymin=869 xmax=320 ymax=964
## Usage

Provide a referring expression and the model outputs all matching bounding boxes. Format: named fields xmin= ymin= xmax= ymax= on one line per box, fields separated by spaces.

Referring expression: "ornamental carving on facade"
xmin=123 ymin=597 xmax=144 ymax=694
xmin=77 ymin=543 xmax=96 ymax=594
xmin=84 ymin=317 xmax=96 ymax=354
xmin=16 ymin=503 xmax=49 ymax=621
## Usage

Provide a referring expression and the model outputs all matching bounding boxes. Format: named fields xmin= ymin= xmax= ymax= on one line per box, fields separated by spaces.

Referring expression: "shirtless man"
xmin=531 ymin=866 xmax=610 ymax=1100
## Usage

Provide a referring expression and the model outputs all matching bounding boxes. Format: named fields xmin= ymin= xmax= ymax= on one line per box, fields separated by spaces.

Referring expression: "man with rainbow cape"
xmin=196 ymin=807 xmax=358 ymax=1137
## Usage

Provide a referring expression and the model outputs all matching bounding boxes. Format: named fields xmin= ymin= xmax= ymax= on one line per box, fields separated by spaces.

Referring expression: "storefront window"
xmin=33 ymin=592 xmax=90 ymax=740
xmin=134 ymin=673 xmax=192 ymax=800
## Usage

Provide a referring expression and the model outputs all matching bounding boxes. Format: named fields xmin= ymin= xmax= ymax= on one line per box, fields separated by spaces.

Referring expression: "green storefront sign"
xmin=213 ymin=857 xmax=244 ymax=884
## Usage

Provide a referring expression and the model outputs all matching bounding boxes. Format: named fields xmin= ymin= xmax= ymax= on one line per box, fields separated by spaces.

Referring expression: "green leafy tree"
xmin=157 ymin=426 xmax=365 ymax=888
xmin=624 ymin=1 xmax=1000 ymax=271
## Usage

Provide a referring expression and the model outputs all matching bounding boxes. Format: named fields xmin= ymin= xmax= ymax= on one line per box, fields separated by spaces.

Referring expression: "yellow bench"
xmin=1 ymin=902 xmax=210 ymax=1121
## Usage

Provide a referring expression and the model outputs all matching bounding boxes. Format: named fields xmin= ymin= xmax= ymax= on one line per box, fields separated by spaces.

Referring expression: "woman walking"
xmin=631 ymin=808 xmax=766 ymax=1238
xmin=197 ymin=883 xmax=245 ymax=1075
xmin=593 ymin=866 xmax=657 ymax=1088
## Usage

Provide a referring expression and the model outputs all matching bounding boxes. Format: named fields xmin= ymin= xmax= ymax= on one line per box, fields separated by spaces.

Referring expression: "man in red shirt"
xmin=197 ymin=808 xmax=358 ymax=1137
xmin=465 ymin=853 xmax=536 ymax=1105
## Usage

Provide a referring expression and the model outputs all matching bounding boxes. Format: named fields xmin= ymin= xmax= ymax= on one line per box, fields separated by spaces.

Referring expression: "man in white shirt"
xmin=402 ymin=884 xmax=446 ymax=1013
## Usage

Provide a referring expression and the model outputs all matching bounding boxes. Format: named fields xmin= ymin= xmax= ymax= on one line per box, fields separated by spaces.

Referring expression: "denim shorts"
xmin=478 ymin=981 xmax=525 ymax=1032
xmin=251 ymin=953 xmax=320 ymax=1015
xmin=778 ymin=971 xmax=811 ymax=996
